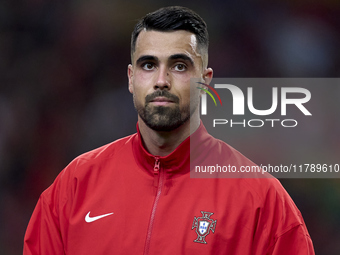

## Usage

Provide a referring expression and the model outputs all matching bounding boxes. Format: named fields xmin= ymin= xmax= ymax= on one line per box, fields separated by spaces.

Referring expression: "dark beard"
xmin=134 ymin=90 xmax=193 ymax=132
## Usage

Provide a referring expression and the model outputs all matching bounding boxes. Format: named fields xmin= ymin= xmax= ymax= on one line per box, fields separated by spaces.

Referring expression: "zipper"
xmin=153 ymin=157 xmax=161 ymax=187
xmin=144 ymin=157 xmax=164 ymax=255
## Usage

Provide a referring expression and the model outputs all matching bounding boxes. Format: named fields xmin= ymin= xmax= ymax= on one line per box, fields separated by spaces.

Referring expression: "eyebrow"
xmin=135 ymin=54 xmax=194 ymax=67
xmin=136 ymin=55 xmax=159 ymax=66
xmin=169 ymin=54 xmax=194 ymax=67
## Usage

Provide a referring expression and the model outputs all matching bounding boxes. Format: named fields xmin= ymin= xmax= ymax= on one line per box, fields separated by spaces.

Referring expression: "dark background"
xmin=0 ymin=0 xmax=339 ymax=254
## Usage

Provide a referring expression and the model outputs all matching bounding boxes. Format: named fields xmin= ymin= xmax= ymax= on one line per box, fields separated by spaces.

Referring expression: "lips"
xmin=150 ymin=97 xmax=174 ymax=103
xmin=149 ymin=97 xmax=175 ymax=106
xmin=145 ymin=91 xmax=180 ymax=104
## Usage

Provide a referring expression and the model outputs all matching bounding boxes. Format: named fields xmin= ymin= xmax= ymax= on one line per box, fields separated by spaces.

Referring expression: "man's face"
xmin=128 ymin=30 xmax=212 ymax=131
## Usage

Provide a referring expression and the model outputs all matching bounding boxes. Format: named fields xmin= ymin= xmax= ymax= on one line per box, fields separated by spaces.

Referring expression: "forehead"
xmin=133 ymin=30 xmax=200 ymax=63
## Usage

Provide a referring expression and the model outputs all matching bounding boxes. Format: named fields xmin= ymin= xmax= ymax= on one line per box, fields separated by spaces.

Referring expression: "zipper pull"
xmin=154 ymin=157 xmax=160 ymax=172
xmin=153 ymin=157 xmax=160 ymax=187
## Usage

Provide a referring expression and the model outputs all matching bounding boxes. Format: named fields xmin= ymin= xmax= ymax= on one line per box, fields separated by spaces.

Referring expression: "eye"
xmin=173 ymin=63 xmax=187 ymax=72
xmin=142 ymin=63 xmax=155 ymax=71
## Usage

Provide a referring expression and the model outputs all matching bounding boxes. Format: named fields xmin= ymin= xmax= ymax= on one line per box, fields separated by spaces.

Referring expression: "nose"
xmin=154 ymin=66 xmax=170 ymax=90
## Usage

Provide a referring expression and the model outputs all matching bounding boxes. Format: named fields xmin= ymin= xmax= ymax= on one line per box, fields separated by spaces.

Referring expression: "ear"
xmin=203 ymin=67 xmax=213 ymax=85
xmin=127 ymin=64 xmax=134 ymax=94
xmin=198 ymin=67 xmax=213 ymax=95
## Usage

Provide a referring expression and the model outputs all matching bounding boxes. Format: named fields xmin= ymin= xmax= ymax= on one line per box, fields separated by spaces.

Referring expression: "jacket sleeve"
xmin=23 ymin=175 xmax=65 ymax=255
xmin=251 ymin=178 xmax=315 ymax=255
xmin=268 ymin=224 xmax=315 ymax=255
xmin=261 ymin=179 xmax=315 ymax=255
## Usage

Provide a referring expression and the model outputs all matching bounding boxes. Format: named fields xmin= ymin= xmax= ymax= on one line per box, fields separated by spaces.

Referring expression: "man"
xmin=24 ymin=6 xmax=314 ymax=254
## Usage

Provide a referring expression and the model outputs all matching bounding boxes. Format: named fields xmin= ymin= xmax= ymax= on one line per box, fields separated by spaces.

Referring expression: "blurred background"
xmin=0 ymin=0 xmax=339 ymax=254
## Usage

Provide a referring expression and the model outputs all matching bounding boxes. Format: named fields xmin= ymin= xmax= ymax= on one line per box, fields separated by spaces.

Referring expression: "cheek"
xmin=171 ymin=71 xmax=193 ymax=83
xmin=189 ymin=82 xmax=202 ymax=102
xmin=172 ymin=73 xmax=193 ymax=94
xmin=172 ymin=65 xmax=202 ymax=88
xmin=174 ymin=76 xmax=201 ymax=105
xmin=132 ymin=87 xmax=146 ymax=102
xmin=132 ymin=71 xmax=154 ymax=98
xmin=134 ymin=69 xmax=155 ymax=84
xmin=177 ymin=86 xmax=195 ymax=107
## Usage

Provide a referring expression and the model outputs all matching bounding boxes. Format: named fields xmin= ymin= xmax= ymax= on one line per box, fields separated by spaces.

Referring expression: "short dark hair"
xmin=131 ymin=6 xmax=209 ymax=65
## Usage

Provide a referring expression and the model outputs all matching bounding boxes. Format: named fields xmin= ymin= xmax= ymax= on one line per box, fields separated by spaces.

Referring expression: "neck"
xmin=138 ymin=115 xmax=200 ymax=157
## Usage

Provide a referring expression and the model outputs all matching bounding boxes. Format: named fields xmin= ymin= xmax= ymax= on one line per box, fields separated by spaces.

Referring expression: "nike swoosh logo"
xmin=85 ymin=211 xmax=114 ymax=223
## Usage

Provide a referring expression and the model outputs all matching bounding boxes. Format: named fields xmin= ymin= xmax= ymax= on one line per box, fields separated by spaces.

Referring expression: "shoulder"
xmin=41 ymin=134 xmax=136 ymax=200
xmin=71 ymin=134 xmax=136 ymax=170
xmin=198 ymin=131 xmax=257 ymax=168
xmin=201 ymin=134 xmax=299 ymax=211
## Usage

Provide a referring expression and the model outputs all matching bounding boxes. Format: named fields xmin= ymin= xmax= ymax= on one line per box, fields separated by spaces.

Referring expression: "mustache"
xmin=145 ymin=90 xmax=180 ymax=104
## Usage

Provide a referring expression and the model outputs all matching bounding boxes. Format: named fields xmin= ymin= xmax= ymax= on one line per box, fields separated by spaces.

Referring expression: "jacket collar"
xmin=132 ymin=121 xmax=211 ymax=177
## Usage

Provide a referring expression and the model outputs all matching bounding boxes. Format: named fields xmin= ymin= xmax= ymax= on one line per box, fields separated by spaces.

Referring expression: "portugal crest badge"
xmin=191 ymin=211 xmax=217 ymax=244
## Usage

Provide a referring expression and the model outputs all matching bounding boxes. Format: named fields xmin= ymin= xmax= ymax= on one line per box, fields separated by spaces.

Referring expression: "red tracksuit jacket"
xmin=24 ymin=123 xmax=314 ymax=254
